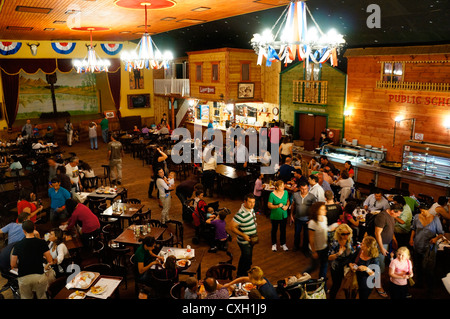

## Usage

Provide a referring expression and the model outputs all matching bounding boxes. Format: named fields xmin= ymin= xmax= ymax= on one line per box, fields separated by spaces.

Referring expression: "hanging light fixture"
xmin=251 ymin=0 xmax=345 ymax=67
xmin=73 ymin=28 xmax=111 ymax=73
xmin=120 ymin=3 xmax=173 ymax=71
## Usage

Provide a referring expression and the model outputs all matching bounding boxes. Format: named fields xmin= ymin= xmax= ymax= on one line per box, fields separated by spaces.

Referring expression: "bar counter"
xmin=298 ymin=149 xmax=450 ymax=197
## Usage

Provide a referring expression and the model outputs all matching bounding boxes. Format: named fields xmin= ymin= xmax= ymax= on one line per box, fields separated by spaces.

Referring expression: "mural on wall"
xmin=17 ymin=69 xmax=98 ymax=119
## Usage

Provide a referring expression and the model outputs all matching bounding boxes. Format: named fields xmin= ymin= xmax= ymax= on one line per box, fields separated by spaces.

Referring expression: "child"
xmin=72 ymin=130 xmax=79 ymax=143
xmin=282 ymin=272 xmax=312 ymax=287
xmin=192 ymin=190 xmax=214 ymax=239
xmin=389 ymin=246 xmax=413 ymax=299
xmin=253 ymin=173 xmax=265 ymax=215
xmin=206 ymin=209 xmax=229 ymax=253
xmin=184 ymin=277 xmax=199 ymax=299
xmin=33 ymin=124 xmax=39 ymax=137
xmin=166 ymin=171 xmax=176 ymax=190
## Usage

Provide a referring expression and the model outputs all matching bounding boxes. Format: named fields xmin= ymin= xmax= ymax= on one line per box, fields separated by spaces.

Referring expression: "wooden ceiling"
xmin=0 ymin=0 xmax=291 ymax=42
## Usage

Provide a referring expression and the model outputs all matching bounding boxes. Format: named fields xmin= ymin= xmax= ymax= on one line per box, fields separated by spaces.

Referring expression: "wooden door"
xmin=297 ymin=113 xmax=327 ymax=151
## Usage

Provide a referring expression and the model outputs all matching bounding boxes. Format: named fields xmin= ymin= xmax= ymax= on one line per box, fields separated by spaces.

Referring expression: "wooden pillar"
xmin=170 ymin=97 xmax=175 ymax=129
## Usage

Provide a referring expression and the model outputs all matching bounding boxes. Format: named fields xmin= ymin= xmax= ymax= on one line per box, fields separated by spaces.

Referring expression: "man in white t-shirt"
xmin=65 ymin=157 xmax=82 ymax=192
xmin=308 ymin=174 xmax=325 ymax=202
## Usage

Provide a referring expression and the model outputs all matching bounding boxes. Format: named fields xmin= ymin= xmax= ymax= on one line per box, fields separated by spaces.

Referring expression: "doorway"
xmin=295 ymin=112 xmax=327 ymax=151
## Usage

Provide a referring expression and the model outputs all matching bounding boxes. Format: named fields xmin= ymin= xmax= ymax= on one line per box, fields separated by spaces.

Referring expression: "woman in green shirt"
xmin=268 ymin=180 xmax=290 ymax=252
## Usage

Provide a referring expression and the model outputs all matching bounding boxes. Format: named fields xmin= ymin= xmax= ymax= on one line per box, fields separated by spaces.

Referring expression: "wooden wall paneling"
xmin=345 ymin=49 xmax=450 ymax=162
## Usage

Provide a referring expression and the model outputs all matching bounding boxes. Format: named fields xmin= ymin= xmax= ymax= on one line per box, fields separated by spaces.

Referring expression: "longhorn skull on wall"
xmin=27 ymin=42 xmax=40 ymax=56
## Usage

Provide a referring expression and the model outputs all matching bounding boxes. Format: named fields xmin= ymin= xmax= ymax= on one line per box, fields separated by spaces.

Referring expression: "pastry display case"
xmin=402 ymin=141 xmax=450 ymax=181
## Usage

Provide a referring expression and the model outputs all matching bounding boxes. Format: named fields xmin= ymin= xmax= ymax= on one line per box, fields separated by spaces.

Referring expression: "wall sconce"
xmin=344 ymin=109 xmax=352 ymax=117
xmin=444 ymin=116 xmax=450 ymax=130
xmin=393 ymin=117 xmax=416 ymax=147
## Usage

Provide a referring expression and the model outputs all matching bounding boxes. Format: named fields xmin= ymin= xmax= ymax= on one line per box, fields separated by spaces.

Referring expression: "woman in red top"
xmin=63 ymin=198 xmax=100 ymax=247
xmin=17 ymin=190 xmax=43 ymax=223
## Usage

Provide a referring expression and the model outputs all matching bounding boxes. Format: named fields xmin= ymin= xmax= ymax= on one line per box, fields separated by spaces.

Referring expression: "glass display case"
xmin=322 ymin=144 xmax=387 ymax=162
xmin=322 ymin=145 xmax=360 ymax=161
xmin=402 ymin=141 xmax=450 ymax=181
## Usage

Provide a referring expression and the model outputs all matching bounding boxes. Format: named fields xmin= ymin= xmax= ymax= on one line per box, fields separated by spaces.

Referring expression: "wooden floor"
xmin=1 ymin=137 xmax=449 ymax=300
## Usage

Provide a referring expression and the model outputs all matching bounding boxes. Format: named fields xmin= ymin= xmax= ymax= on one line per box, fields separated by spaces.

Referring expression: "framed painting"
xmin=129 ymin=69 xmax=144 ymax=90
xmin=104 ymin=110 xmax=116 ymax=119
xmin=238 ymin=82 xmax=254 ymax=99
xmin=127 ymin=94 xmax=150 ymax=109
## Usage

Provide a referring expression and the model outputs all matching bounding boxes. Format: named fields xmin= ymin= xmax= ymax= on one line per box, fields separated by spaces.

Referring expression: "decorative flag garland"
xmin=254 ymin=0 xmax=341 ymax=68
xmin=0 ymin=42 xmax=22 ymax=55
xmin=100 ymin=43 xmax=123 ymax=56
xmin=51 ymin=42 xmax=76 ymax=54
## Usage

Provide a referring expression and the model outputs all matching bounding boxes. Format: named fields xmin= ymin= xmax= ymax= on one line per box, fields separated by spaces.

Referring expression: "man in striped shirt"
xmin=230 ymin=193 xmax=257 ymax=277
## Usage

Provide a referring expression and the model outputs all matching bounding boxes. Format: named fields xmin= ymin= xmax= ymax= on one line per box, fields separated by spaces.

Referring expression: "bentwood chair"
xmin=46 ymin=276 xmax=68 ymax=299
xmin=83 ymin=263 xmax=112 ymax=276
xmin=98 ymin=165 xmax=111 ymax=186
xmin=170 ymin=281 xmax=187 ymax=299
xmin=165 ymin=220 xmax=184 ymax=248
xmin=205 ymin=264 xmax=236 ymax=281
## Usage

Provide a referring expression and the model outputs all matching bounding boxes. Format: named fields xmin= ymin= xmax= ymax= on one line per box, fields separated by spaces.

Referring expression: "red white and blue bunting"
xmin=100 ymin=43 xmax=123 ymax=56
xmin=51 ymin=42 xmax=76 ymax=54
xmin=0 ymin=42 xmax=22 ymax=55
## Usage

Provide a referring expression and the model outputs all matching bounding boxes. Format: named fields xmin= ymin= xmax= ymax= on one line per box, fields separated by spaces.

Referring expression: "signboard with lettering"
xmin=199 ymin=86 xmax=215 ymax=94
xmin=388 ymin=94 xmax=450 ymax=106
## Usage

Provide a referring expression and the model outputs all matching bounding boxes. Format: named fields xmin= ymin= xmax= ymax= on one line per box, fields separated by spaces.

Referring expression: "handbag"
xmin=249 ymin=234 xmax=259 ymax=246
xmin=407 ymin=260 xmax=415 ymax=286
xmin=342 ymin=265 xmax=358 ymax=291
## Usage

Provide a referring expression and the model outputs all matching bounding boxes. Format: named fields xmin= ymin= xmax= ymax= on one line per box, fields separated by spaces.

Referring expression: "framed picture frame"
xmin=238 ymin=82 xmax=254 ymax=99
xmin=127 ymin=94 xmax=150 ymax=109
xmin=104 ymin=110 xmax=116 ymax=119
xmin=129 ymin=69 xmax=144 ymax=89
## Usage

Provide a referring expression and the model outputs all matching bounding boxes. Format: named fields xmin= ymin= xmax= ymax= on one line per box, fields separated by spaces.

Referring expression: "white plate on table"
xmin=68 ymin=291 xmax=86 ymax=299
xmin=90 ymin=285 xmax=107 ymax=295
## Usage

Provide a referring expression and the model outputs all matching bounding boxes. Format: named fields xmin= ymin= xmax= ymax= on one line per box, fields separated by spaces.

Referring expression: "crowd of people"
xmin=1 ymin=116 xmax=449 ymax=301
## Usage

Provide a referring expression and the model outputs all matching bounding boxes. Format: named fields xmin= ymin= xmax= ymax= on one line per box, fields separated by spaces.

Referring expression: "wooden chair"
xmin=46 ymin=275 xmax=68 ymax=299
xmin=150 ymin=265 xmax=178 ymax=299
xmin=130 ymin=253 xmax=152 ymax=297
xmin=166 ymin=219 xmax=184 ymax=248
xmin=170 ymin=281 xmax=187 ymax=299
xmin=87 ymin=198 xmax=107 ymax=217
xmin=124 ymin=198 xmax=141 ymax=204
xmin=98 ymin=165 xmax=111 ymax=186
xmin=132 ymin=208 xmax=151 ymax=225
xmin=155 ymin=232 xmax=174 ymax=254
xmin=83 ymin=263 xmax=112 ymax=275
xmin=82 ymin=176 xmax=98 ymax=191
xmin=205 ymin=264 xmax=236 ymax=281
xmin=146 ymin=219 xmax=163 ymax=228
xmin=108 ymin=246 xmax=131 ymax=289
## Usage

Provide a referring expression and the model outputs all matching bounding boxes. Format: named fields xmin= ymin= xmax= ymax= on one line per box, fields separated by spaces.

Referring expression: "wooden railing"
xmin=293 ymin=80 xmax=328 ymax=104
xmin=376 ymin=81 xmax=450 ymax=92
xmin=153 ymin=79 xmax=190 ymax=96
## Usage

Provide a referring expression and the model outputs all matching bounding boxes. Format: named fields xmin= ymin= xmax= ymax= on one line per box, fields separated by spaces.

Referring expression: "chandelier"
xmin=251 ymin=0 xmax=345 ymax=67
xmin=73 ymin=29 xmax=111 ymax=73
xmin=120 ymin=4 xmax=173 ymax=71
